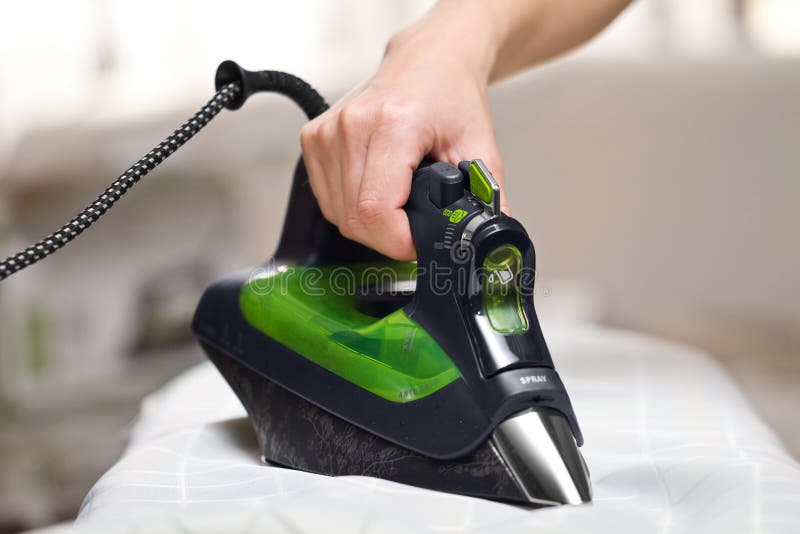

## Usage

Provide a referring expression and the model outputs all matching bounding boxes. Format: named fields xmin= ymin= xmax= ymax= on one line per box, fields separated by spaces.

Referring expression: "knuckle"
xmin=299 ymin=121 xmax=320 ymax=147
xmin=299 ymin=123 xmax=312 ymax=144
xmin=377 ymin=100 xmax=415 ymax=127
xmin=319 ymin=122 xmax=338 ymax=146
xmin=355 ymin=194 xmax=384 ymax=223
xmin=338 ymin=104 xmax=369 ymax=132
xmin=338 ymin=217 xmax=362 ymax=240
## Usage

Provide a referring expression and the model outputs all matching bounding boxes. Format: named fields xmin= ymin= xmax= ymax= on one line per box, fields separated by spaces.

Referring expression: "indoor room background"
xmin=0 ymin=0 xmax=798 ymax=530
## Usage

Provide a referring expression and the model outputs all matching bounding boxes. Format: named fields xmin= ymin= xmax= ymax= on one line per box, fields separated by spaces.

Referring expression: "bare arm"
xmin=300 ymin=0 xmax=632 ymax=259
xmin=489 ymin=0 xmax=633 ymax=80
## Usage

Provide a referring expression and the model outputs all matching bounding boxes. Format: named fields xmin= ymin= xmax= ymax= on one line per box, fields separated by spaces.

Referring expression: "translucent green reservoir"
xmin=481 ymin=245 xmax=529 ymax=334
xmin=239 ymin=262 xmax=461 ymax=403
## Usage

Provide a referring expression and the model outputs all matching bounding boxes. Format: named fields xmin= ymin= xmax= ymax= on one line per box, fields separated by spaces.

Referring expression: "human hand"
xmin=300 ymin=0 xmax=631 ymax=260
xmin=300 ymin=4 xmax=508 ymax=260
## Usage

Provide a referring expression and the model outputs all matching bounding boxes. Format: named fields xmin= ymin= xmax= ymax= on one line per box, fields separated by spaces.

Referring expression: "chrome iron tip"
xmin=491 ymin=408 xmax=592 ymax=506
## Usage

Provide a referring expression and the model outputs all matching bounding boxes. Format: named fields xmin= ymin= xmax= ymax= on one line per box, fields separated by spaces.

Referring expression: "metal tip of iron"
xmin=492 ymin=408 xmax=592 ymax=506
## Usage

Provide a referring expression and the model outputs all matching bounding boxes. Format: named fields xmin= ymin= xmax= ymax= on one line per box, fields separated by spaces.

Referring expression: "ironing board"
xmin=53 ymin=324 xmax=800 ymax=533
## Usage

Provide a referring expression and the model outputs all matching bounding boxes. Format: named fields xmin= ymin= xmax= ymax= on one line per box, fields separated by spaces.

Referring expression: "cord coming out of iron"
xmin=0 ymin=62 xmax=329 ymax=281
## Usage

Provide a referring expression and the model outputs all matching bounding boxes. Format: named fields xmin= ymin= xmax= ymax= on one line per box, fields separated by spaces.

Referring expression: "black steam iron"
xmin=0 ymin=61 xmax=591 ymax=506
xmin=194 ymin=65 xmax=591 ymax=506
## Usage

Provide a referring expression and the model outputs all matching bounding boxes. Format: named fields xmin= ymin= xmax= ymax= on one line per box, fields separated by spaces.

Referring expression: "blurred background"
xmin=0 ymin=0 xmax=798 ymax=531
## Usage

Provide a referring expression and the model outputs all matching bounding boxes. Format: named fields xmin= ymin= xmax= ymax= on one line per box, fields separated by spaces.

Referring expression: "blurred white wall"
xmin=0 ymin=0 xmax=434 ymax=157
xmin=3 ymin=0 xmax=799 ymax=156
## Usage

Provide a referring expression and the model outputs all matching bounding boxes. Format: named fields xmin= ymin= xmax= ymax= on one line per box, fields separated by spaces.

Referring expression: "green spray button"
xmin=466 ymin=159 xmax=501 ymax=215
xmin=469 ymin=162 xmax=493 ymax=203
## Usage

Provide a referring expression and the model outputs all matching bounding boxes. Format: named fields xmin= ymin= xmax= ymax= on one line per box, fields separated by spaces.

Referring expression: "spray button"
xmin=459 ymin=159 xmax=500 ymax=216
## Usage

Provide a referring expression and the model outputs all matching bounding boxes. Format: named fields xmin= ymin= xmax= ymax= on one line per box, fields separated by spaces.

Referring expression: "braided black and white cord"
xmin=0 ymin=82 xmax=241 ymax=281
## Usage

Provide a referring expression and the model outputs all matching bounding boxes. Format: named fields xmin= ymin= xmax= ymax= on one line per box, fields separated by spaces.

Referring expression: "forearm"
xmin=487 ymin=0 xmax=633 ymax=80
xmin=390 ymin=0 xmax=632 ymax=84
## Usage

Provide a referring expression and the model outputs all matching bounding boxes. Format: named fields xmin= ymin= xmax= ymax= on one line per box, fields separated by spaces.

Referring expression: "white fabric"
xmin=56 ymin=324 xmax=800 ymax=533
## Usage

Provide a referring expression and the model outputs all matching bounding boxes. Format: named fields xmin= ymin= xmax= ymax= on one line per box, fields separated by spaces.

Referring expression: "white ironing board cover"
xmin=46 ymin=324 xmax=800 ymax=533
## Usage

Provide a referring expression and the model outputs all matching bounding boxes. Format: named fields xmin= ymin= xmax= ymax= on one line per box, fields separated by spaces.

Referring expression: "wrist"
xmin=384 ymin=1 xmax=507 ymax=86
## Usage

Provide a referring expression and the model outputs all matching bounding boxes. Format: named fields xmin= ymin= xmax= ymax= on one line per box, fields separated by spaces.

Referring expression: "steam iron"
xmin=0 ymin=59 xmax=591 ymax=507
xmin=193 ymin=149 xmax=592 ymax=503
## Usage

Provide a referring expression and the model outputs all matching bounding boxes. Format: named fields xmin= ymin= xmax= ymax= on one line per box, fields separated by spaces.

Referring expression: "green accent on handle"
xmin=239 ymin=262 xmax=461 ymax=403
xmin=469 ymin=161 xmax=494 ymax=204
xmin=442 ymin=208 xmax=468 ymax=223
xmin=482 ymin=245 xmax=528 ymax=334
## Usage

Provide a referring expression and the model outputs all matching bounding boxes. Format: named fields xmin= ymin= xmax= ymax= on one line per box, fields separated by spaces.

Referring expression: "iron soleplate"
xmin=203 ymin=342 xmax=591 ymax=506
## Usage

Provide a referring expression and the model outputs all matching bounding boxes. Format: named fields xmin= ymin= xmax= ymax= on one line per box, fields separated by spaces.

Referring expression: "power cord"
xmin=0 ymin=61 xmax=328 ymax=281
